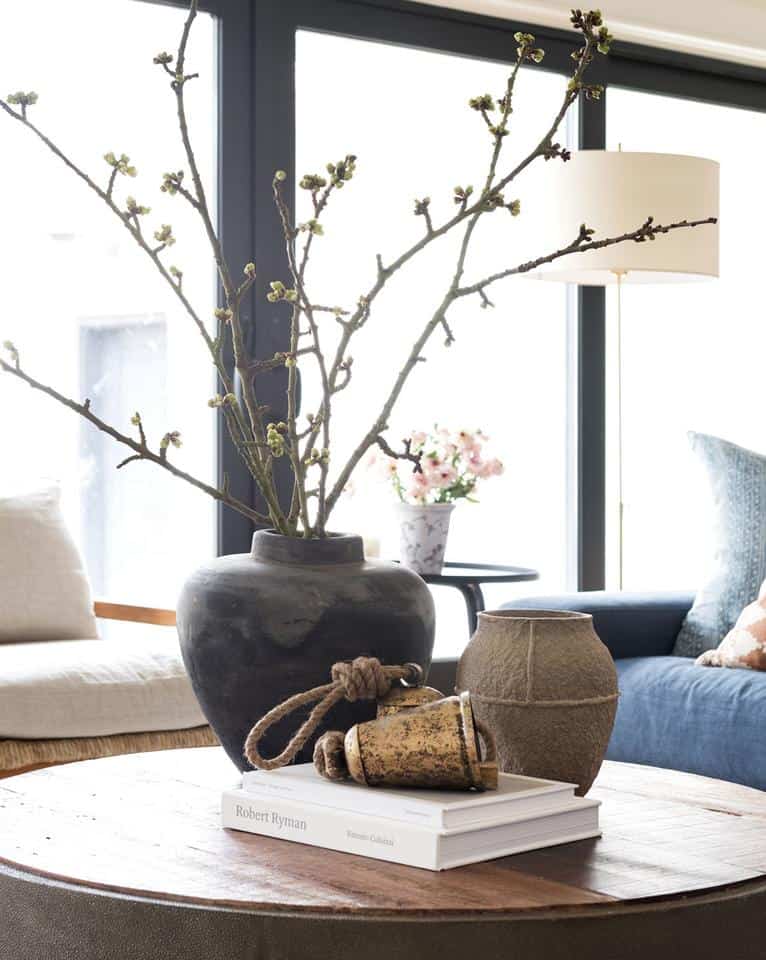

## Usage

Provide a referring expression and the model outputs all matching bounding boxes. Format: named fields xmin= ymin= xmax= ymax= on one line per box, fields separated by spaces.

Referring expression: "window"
xmin=295 ymin=30 xmax=578 ymax=655
xmin=1 ymin=0 xmax=218 ymax=608
xmin=7 ymin=0 xmax=758 ymax=628
xmin=605 ymin=87 xmax=766 ymax=590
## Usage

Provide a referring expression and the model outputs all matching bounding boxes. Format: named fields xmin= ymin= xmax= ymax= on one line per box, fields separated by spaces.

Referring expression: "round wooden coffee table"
xmin=1 ymin=749 xmax=765 ymax=960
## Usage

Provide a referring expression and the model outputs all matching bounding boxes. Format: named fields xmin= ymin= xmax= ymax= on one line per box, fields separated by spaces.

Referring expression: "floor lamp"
xmin=527 ymin=151 xmax=719 ymax=589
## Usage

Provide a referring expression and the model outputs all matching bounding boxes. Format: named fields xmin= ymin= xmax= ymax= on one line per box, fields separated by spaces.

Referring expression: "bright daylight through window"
xmin=296 ymin=31 xmax=578 ymax=655
xmin=606 ymin=87 xmax=762 ymax=592
xmin=0 ymin=0 xmax=218 ymax=610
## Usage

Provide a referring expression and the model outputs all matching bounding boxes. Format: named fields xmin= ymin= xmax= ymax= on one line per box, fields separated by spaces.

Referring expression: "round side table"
xmin=421 ymin=562 xmax=539 ymax=634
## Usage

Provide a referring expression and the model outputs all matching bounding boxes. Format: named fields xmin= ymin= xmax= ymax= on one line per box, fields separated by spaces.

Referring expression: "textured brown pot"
xmin=456 ymin=609 xmax=618 ymax=796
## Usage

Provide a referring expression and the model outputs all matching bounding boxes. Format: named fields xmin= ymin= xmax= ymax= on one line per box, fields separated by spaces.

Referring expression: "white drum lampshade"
xmin=523 ymin=150 xmax=719 ymax=591
xmin=527 ymin=151 xmax=719 ymax=284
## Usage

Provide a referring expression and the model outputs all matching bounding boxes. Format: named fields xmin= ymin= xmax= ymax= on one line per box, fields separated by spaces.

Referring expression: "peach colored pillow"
xmin=696 ymin=580 xmax=766 ymax=670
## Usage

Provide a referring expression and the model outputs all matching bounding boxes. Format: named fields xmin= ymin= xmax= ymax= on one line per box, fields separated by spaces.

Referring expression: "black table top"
xmin=419 ymin=561 xmax=539 ymax=585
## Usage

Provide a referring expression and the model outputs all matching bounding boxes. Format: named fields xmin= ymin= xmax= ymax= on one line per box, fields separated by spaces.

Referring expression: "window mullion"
xmin=217 ymin=0 xmax=258 ymax=554
xmin=576 ymin=90 xmax=607 ymax=591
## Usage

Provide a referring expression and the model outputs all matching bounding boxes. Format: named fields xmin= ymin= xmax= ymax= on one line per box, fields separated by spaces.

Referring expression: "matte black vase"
xmin=177 ymin=530 xmax=435 ymax=771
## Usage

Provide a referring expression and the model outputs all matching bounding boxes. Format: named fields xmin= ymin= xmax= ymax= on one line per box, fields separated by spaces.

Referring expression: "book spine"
xmin=222 ymin=791 xmax=440 ymax=870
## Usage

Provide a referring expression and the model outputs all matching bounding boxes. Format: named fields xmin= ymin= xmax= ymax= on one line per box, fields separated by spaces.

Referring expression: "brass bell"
xmin=345 ymin=691 xmax=498 ymax=791
xmin=376 ymin=684 xmax=445 ymax=717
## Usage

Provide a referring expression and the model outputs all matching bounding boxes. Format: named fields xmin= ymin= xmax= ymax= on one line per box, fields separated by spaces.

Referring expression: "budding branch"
xmin=1 ymin=5 xmax=716 ymax=538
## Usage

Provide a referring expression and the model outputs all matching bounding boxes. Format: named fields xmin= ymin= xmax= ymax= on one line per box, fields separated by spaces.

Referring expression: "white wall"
xmin=418 ymin=0 xmax=766 ymax=68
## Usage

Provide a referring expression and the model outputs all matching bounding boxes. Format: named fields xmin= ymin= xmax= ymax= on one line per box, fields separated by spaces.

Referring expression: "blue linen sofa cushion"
xmin=674 ymin=432 xmax=766 ymax=659
xmin=608 ymin=656 xmax=766 ymax=790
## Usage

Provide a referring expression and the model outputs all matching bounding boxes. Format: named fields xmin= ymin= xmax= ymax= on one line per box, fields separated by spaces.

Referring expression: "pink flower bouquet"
xmin=369 ymin=427 xmax=504 ymax=505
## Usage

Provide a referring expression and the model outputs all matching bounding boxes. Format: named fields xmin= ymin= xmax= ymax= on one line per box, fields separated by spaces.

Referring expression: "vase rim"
xmin=478 ymin=608 xmax=593 ymax=623
xmin=251 ymin=529 xmax=364 ymax=564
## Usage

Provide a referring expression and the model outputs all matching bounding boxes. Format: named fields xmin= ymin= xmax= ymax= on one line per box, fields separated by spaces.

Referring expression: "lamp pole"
xmin=614 ymin=268 xmax=626 ymax=590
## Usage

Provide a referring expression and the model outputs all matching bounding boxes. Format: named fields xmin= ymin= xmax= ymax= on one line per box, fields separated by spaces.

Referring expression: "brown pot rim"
xmin=477 ymin=608 xmax=593 ymax=623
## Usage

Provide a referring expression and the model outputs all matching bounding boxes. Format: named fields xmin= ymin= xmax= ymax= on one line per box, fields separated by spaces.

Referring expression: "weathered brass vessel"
xmin=345 ymin=692 xmax=498 ymax=790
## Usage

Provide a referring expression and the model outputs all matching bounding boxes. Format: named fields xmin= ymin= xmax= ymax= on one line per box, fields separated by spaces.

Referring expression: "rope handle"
xmin=244 ymin=657 xmax=422 ymax=771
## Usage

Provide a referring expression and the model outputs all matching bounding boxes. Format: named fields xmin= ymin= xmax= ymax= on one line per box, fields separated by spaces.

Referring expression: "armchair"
xmin=0 ymin=601 xmax=216 ymax=779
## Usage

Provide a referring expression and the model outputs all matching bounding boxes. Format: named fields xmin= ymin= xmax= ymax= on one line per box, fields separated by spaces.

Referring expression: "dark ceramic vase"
xmin=177 ymin=530 xmax=435 ymax=771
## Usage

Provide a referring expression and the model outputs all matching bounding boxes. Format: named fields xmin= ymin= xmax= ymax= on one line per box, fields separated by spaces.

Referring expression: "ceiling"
xmin=417 ymin=0 xmax=766 ymax=68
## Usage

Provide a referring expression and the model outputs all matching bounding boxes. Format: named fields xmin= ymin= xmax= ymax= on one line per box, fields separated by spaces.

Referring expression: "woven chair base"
xmin=0 ymin=725 xmax=219 ymax=776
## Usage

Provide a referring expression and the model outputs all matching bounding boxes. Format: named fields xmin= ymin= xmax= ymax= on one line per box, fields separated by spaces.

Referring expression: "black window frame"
xmin=163 ymin=0 xmax=766 ymax=586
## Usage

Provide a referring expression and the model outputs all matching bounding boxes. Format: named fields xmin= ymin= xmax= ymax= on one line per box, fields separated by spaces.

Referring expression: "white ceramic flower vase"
xmin=395 ymin=502 xmax=455 ymax=575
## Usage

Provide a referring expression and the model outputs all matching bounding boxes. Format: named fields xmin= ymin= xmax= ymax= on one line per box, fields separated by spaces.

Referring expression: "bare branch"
xmin=0 ymin=95 xmax=265 ymax=497
xmin=0 ymin=357 xmax=270 ymax=526
xmin=375 ymin=436 xmax=423 ymax=473
xmin=413 ymin=197 xmax=434 ymax=236
xmin=333 ymin=358 xmax=354 ymax=394
xmin=116 ymin=454 xmax=142 ymax=469
xmin=457 ymin=216 xmax=718 ymax=298
xmin=2 ymin=7 xmax=715 ymax=542
xmin=161 ymin=4 xmax=284 ymax=526
xmin=168 ymin=0 xmax=233 ymax=300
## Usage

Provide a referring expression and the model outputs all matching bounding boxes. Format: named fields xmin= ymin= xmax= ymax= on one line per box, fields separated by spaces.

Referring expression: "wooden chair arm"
xmin=94 ymin=601 xmax=176 ymax=628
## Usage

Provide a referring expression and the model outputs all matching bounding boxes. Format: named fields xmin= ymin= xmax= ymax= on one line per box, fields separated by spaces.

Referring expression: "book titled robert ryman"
xmin=222 ymin=765 xmax=600 ymax=871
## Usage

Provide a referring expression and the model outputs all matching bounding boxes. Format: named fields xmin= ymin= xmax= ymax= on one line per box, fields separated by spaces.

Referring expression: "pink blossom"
xmin=455 ymin=429 xmax=481 ymax=456
xmin=407 ymin=471 xmax=432 ymax=502
xmin=476 ymin=457 xmax=504 ymax=479
xmin=465 ymin=454 xmax=485 ymax=477
xmin=409 ymin=430 xmax=428 ymax=448
xmin=433 ymin=464 xmax=458 ymax=488
xmin=365 ymin=448 xmax=399 ymax=482
xmin=441 ymin=440 xmax=458 ymax=458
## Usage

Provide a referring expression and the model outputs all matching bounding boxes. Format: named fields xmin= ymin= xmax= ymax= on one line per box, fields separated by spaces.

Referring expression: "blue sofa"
xmin=501 ymin=592 xmax=766 ymax=792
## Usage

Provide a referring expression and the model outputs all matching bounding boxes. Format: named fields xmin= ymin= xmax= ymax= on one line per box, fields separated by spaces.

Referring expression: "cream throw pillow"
xmin=696 ymin=579 xmax=766 ymax=670
xmin=0 ymin=486 xmax=98 ymax=642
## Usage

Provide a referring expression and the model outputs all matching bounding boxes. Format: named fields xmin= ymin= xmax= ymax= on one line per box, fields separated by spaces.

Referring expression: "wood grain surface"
xmin=1 ymin=749 xmax=764 ymax=916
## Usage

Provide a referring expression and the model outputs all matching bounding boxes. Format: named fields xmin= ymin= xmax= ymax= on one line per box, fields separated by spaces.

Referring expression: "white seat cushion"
xmin=0 ymin=634 xmax=207 ymax=739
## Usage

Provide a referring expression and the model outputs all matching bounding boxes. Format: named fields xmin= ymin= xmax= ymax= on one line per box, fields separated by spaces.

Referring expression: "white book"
xmin=242 ymin=764 xmax=576 ymax=830
xmin=222 ymin=788 xmax=600 ymax=871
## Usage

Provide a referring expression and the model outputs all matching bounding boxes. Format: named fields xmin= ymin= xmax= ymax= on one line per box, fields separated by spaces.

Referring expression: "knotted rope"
xmin=244 ymin=657 xmax=421 ymax=771
xmin=313 ymin=729 xmax=348 ymax=780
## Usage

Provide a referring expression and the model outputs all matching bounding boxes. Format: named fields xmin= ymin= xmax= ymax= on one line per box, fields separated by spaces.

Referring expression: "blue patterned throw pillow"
xmin=674 ymin=433 xmax=766 ymax=658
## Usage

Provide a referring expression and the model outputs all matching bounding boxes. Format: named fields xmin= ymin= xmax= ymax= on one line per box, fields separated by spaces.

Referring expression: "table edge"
xmin=3 ymin=854 xmax=766 ymax=918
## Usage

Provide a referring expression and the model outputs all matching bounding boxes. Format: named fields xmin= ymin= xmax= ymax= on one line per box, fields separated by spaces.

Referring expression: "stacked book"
xmin=222 ymin=764 xmax=600 ymax=871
